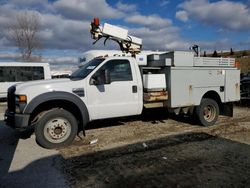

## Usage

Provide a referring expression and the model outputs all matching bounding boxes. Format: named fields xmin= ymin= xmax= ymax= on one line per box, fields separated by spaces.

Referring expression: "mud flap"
xmin=220 ymin=102 xmax=233 ymax=117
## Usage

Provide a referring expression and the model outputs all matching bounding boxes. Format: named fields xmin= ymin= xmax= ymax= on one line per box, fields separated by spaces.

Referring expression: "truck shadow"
xmin=2 ymin=132 xmax=250 ymax=187
xmin=0 ymin=121 xmax=19 ymax=184
xmin=0 ymin=119 xmax=66 ymax=188
xmin=87 ymin=108 xmax=198 ymax=130
xmin=0 ymin=153 xmax=66 ymax=188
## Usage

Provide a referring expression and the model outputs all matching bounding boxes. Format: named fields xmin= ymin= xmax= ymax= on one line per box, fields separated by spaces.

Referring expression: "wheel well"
xmin=29 ymin=100 xmax=83 ymax=131
xmin=202 ymin=90 xmax=222 ymax=107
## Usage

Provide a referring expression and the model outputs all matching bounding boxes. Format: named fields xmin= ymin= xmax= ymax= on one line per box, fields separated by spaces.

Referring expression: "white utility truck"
xmin=5 ymin=18 xmax=240 ymax=148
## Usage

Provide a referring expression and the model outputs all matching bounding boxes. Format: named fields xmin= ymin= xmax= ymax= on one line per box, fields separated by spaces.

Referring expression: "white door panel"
xmin=88 ymin=81 xmax=138 ymax=119
xmin=86 ymin=59 xmax=140 ymax=120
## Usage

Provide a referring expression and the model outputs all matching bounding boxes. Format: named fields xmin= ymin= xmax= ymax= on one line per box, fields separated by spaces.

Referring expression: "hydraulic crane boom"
xmin=90 ymin=18 xmax=142 ymax=56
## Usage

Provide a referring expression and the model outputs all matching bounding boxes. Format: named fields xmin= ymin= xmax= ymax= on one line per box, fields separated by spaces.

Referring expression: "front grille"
xmin=7 ymin=86 xmax=16 ymax=112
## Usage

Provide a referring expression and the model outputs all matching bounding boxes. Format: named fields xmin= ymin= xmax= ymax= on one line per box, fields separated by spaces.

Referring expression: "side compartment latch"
xmin=132 ymin=85 xmax=137 ymax=93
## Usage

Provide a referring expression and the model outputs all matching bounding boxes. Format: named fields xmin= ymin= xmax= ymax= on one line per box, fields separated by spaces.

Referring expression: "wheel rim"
xmin=203 ymin=104 xmax=216 ymax=122
xmin=44 ymin=117 xmax=72 ymax=144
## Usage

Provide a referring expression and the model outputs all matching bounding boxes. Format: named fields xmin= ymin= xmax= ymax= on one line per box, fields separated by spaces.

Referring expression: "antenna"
xmin=189 ymin=44 xmax=200 ymax=57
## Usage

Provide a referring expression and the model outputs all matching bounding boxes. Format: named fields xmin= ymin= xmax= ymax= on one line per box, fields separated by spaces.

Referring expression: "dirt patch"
xmin=58 ymin=106 xmax=250 ymax=187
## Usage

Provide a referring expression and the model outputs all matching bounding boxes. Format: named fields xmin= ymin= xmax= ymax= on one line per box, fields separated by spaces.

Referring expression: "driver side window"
xmin=93 ymin=59 xmax=132 ymax=84
xmin=104 ymin=59 xmax=132 ymax=82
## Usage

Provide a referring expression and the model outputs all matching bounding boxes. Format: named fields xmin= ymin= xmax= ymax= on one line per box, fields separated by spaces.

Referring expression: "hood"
xmin=15 ymin=78 xmax=85 ymax=102
xmin=16 ymin=78 xmax=69 ymax=88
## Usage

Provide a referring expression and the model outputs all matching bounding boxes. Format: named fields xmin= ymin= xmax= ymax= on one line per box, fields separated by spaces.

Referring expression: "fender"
xmin=24 ymin=91 xmax=89 ymax=128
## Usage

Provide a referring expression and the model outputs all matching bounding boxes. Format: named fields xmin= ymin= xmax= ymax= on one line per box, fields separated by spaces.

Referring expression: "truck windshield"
xmin=70 ymin=58 xmax=104 ymax=80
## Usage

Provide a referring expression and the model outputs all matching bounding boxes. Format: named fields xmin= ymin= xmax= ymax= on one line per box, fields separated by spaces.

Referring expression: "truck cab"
xmin=5 ymin=56 xmax=144 ymax=148
xmin=77 ymin=56 xmax=143 ymax=120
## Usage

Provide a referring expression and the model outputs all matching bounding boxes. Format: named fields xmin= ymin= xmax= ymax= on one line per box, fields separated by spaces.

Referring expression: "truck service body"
xmin=4 ymin=18 xmax=240 ymax=148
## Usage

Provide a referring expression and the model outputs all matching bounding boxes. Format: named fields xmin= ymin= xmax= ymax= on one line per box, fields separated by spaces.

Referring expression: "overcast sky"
xmin=0 ymin=0 xmax=250 ymax=60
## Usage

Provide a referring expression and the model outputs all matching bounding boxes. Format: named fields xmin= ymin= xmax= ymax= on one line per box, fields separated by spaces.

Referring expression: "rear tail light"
xmin=235 ymin=61 xmax=240 ymax=69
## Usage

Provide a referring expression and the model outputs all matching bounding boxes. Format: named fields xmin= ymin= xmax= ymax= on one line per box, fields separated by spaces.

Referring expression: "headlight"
xmin=15 ymin=105 xmax=21 ymax=113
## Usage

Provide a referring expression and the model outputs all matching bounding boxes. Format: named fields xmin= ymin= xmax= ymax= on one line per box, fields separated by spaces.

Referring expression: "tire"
xmin=195 ymin=98 xmax=219 ymax=126
xmin=35 ymin=109 xmax=78 ymax=149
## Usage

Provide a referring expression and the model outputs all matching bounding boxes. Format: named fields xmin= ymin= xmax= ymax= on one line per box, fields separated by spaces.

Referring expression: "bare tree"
xmin=8 ymin=11 xmax=41 ymax=61
xmin=212 ymin=50 xmax=218 ymax=57
xmin=203 ymin=51 xmax=207 ymax=57
xmin=230 ymin=48 xmax=234 ymax=56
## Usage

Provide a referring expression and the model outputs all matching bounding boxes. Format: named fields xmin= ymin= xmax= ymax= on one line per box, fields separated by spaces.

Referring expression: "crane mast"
xmin=90 ymin=18 xmax=142 ymax=56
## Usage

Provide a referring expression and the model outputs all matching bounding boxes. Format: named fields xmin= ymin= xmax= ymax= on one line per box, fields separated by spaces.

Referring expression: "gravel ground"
xmin=57 ymin=106 xmax=250 ymax=188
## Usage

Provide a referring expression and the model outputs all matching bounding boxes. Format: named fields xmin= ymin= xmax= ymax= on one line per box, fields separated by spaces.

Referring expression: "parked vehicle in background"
xmin=79 ymin=50 xmax=125 ymax=67
xmin=240 ymin=71 xmax=250 ymax=101
xmin=78 ymin=50 xmax=164 ymax=67
xmin=51 ymin=71 xmax=71 ymax=79
xmin=0 ymin=62 xmax=51 ymax=101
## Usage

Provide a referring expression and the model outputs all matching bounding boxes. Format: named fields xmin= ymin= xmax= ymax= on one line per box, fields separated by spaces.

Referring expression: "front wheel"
xmin=195 ymin=98 xmax=219 ymax=126
xmin=35 ymin=109 xmax=78 ymax=149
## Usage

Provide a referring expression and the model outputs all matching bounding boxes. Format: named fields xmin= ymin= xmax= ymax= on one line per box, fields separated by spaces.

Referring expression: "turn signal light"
xmin=18 ymin=95 xmax=27 ymax=103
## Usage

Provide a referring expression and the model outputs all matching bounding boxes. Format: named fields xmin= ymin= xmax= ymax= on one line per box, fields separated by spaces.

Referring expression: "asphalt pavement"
xmin=0 ymin=103 xmax=68 ymax=188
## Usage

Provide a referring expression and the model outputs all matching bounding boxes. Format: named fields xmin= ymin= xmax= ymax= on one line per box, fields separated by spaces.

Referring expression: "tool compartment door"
xmin=225 ymin=69 xmax=240 ymax=102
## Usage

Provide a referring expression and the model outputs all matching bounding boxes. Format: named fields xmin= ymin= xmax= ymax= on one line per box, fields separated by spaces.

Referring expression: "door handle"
xmin=132 ymin=85 xmax=137 ymax=93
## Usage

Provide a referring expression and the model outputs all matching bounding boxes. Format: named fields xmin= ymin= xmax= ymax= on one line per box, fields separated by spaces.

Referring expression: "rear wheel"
xmin=35 ymin=109 xmax=78 ymax=149
xmin=195 ymin=98 xmax=219 ymax=126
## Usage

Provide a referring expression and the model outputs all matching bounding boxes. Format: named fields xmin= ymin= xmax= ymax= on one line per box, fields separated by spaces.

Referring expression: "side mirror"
xmin=90 ymin=75 xmax=98 ymax=85
xmin=104 ymin=69 xmax=111 ymax=84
